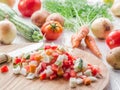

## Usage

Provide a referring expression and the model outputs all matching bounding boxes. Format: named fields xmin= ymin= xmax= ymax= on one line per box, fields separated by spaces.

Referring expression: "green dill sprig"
xmin=43 ymin=0 xmax=112 ymax=32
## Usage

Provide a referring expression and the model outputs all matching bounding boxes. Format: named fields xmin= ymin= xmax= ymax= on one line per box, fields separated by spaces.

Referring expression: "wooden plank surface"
xmin=0 ymin=44 xmax=109 ymax=90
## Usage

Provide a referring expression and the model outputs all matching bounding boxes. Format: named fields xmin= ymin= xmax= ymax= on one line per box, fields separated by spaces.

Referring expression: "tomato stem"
xmin=50 ymin=23 xmax=57 ymax=29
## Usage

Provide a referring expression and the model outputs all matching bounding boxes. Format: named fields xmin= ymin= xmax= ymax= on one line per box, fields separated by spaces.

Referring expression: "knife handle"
xmin=0 ymin=54 xmax=12 ymax=64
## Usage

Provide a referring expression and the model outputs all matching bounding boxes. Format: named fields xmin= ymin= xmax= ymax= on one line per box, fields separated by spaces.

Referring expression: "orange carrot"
xmin=83 ymin=77 xmax=91 ymax=85
xmin=71 ymin=34 xmax=81 ymax=48
xmin=85 ymin=35 xmax=102 ymax=58
xmin=71 ymin=26 xmax=89 ymax=48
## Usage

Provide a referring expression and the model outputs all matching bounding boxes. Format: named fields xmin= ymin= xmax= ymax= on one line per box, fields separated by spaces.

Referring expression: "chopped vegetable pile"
xmin=12 ymin=44 xmax=102 ymax=88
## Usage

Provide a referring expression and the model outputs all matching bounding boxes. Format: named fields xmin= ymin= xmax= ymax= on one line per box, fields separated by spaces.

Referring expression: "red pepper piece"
xmin=1 ymin=65 xmax=9 ymax=73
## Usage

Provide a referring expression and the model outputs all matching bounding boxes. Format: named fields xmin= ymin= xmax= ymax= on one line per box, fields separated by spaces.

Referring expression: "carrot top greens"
xmin=43 ymin=0 xmax=113 ymax=32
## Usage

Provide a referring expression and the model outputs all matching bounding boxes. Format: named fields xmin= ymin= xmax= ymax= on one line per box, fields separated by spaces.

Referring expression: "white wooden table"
xmin=1 ymin=0 xmax=120 ymax=90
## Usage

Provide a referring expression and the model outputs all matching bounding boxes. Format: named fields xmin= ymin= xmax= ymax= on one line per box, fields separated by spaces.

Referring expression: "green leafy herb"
xmin=78 ymin=58 xmax=83 ymax=70
xmin=43 ymin=0 xmax=112 ymax=32
xmin=23 ymin=53 xmax=30 ymax=59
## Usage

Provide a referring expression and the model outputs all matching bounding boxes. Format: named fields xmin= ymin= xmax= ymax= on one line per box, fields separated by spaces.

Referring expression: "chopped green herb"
xmin=78 ymin=58 xmax=83 ymax=70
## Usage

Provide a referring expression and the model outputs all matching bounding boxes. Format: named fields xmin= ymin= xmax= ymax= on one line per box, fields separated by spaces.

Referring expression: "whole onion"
xmin=91 ymin=17 xmax=113 ymax=39
xmin=0 ymin=19 xmax=17 ymax=44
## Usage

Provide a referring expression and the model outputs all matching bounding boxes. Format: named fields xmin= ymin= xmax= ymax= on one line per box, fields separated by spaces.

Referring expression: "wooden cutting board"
xmin=0 ymin=44 xmax=109 ymax=90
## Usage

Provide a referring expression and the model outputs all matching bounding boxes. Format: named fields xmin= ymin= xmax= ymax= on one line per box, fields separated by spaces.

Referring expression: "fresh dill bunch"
xmin=43 ymin=0 xmax=113 ymax=32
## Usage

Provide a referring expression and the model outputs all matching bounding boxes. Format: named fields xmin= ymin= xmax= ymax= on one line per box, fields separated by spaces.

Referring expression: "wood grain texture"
xmin=0 ymin=44 xmax=109 ymax=90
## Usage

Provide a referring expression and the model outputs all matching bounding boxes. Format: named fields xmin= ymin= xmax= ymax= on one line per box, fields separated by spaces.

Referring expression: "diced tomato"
xmin=14 ymin=58 xmax=21 ymax=64
xmin=44 ymin=45 xmax=51 ymax=50
xmin=87 ymin=64 xmax=93 ymax=69
xmin=65 ymin=52 xmax=75 ymax=61
xmin=51 ymin=46 xmax=58 ymax=50
xmin=30 ymin=54 xmax=35 ymax=60
xmin=50 ymin=73 xmax=57 ymax=80
xmin=25 ymin=65 xmax=30 ymax=73
xmin=70 ymin=65 xmax=74 ymax=69
xmin=79 ymin=75 xmax=87 ymax=79
xmin=1 ymin=65 xmax=9 ymax=73
xmin=41 ymin=62 xmax=47 ymax=70
xmin=52 ymin=52 xmax=59 ymax=58
xmin=40 ymin=73 xmax=47 ymax=80
xmin=70 ymin=70 xmax=77 ymax=77
xmin=63 ymin=60 xmax=73 ymax=68
xmin=63 ymin=60 xmax=69 ymax=67
xmin=21 ymin=58 xmax=26 ymax=63
xmin=50 ymin=58 xmax=57 ymax=65
xmin=51 ymin=64 xmax=59 ymax=72
xmin=91 ymin=66 xmax=100 ymax=76
xmin=63 ymin=72 xmax=70 ymax=80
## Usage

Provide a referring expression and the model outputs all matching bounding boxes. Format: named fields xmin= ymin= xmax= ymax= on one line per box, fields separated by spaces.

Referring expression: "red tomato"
xmin=1 ymin=65 xmax=9 ymax=73
xmin=70 ymin=70 xmax=77 ymax=77
xmin=51 ymin=64 xmax=59 ymax=72
xmin=40 ymin=73 xmax=46 ymax=80
xmin=30 ymin=54 xmax=35 ymax=60
xmin=44 ymin=45 xmax=51 ymax=50
xmin=14 ymin=58 xmax=21 ymax=64
xmin=106 ymin=30 xmax=120 ymax=49
xmin=41 ymin=62 xmax=47 ymax=70
xmin=65 ymin=52 xmax=75 ymax=62
xmin=63 ymin=72 xmax=70 ymax=80
xmin=49 ymin=73 xmax=57 ymax=80
xmin=63 ymin=60 xmax=69 ymax=67
xmin=41 ymin=21 xmax=63 ymax=40
xmin=50 ymin=58 xmax=57 ymax=65
xmin=51 ymin=46 xmax=58 ymax=50
xmin=91 ymin=66 xmax=100 ymax=76
xmin=25 ymin=65 xmax=30 ymax=72
xmin=18 ymin=0 xmax=41 ymax=17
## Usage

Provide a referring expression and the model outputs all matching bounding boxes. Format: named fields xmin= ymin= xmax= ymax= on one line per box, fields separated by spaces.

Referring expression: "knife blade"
xmin=0 ymin=42 xmax=44 ymax=64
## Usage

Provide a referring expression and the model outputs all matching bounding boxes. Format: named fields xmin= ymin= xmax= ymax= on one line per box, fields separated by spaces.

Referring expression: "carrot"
xmin=71 ymin=34 xmax=81 ymax=48
xmin=83 ymin=77 xmax=91 ymax=85
xmin=85 ymin=35 xmax=102 ymax=58
xmin=71 ymin=26 xmax=89 ymax=48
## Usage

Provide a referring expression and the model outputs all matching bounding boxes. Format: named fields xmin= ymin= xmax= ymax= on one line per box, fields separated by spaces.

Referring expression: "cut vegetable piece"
xmin=13 ymin=65 xmax=21 ymax=74
xmin=69 ymin=78 xmax=77 ymax=88
xmin=26 ymin=73 xmax=35 ymax=79
xmin=1 ymin=65 xmax=9 ymax=73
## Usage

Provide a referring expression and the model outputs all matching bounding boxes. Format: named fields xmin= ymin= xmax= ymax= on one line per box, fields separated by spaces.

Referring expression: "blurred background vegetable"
xmin=103 ymin=0 xmax=114 ymax=7
xmin=43 ymin=0 xmax=113 ymax=32
xmin=18 ymin=0 xmax=41 ymax=17
xmin=41 ymin=21 xmax=63 ymax=40
xmin=46 ymin=13 xmax=64 ymax=26
xmin=111 ymin=2 xmax=120 ymax=17
xmin=0 ymin=0 xmax=15 ymax=7
xmin=0 ymin=19 xmax=17 ymax=45
xmin=106 ymin=46 xmax=120 ymax=69
xmin=91 ymin=17 xmax=113 ymax=39
xmin=31 ymin=10 xmax=50 ymax=28
xmin=106 ymin=30 xmax=120 ymax=49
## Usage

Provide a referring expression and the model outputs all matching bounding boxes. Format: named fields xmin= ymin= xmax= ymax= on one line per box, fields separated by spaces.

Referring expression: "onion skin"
xmin=0 ymin=19 xmax=17 ymax=44
xmin=91 ymin=18 xmax=113 ymax=39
